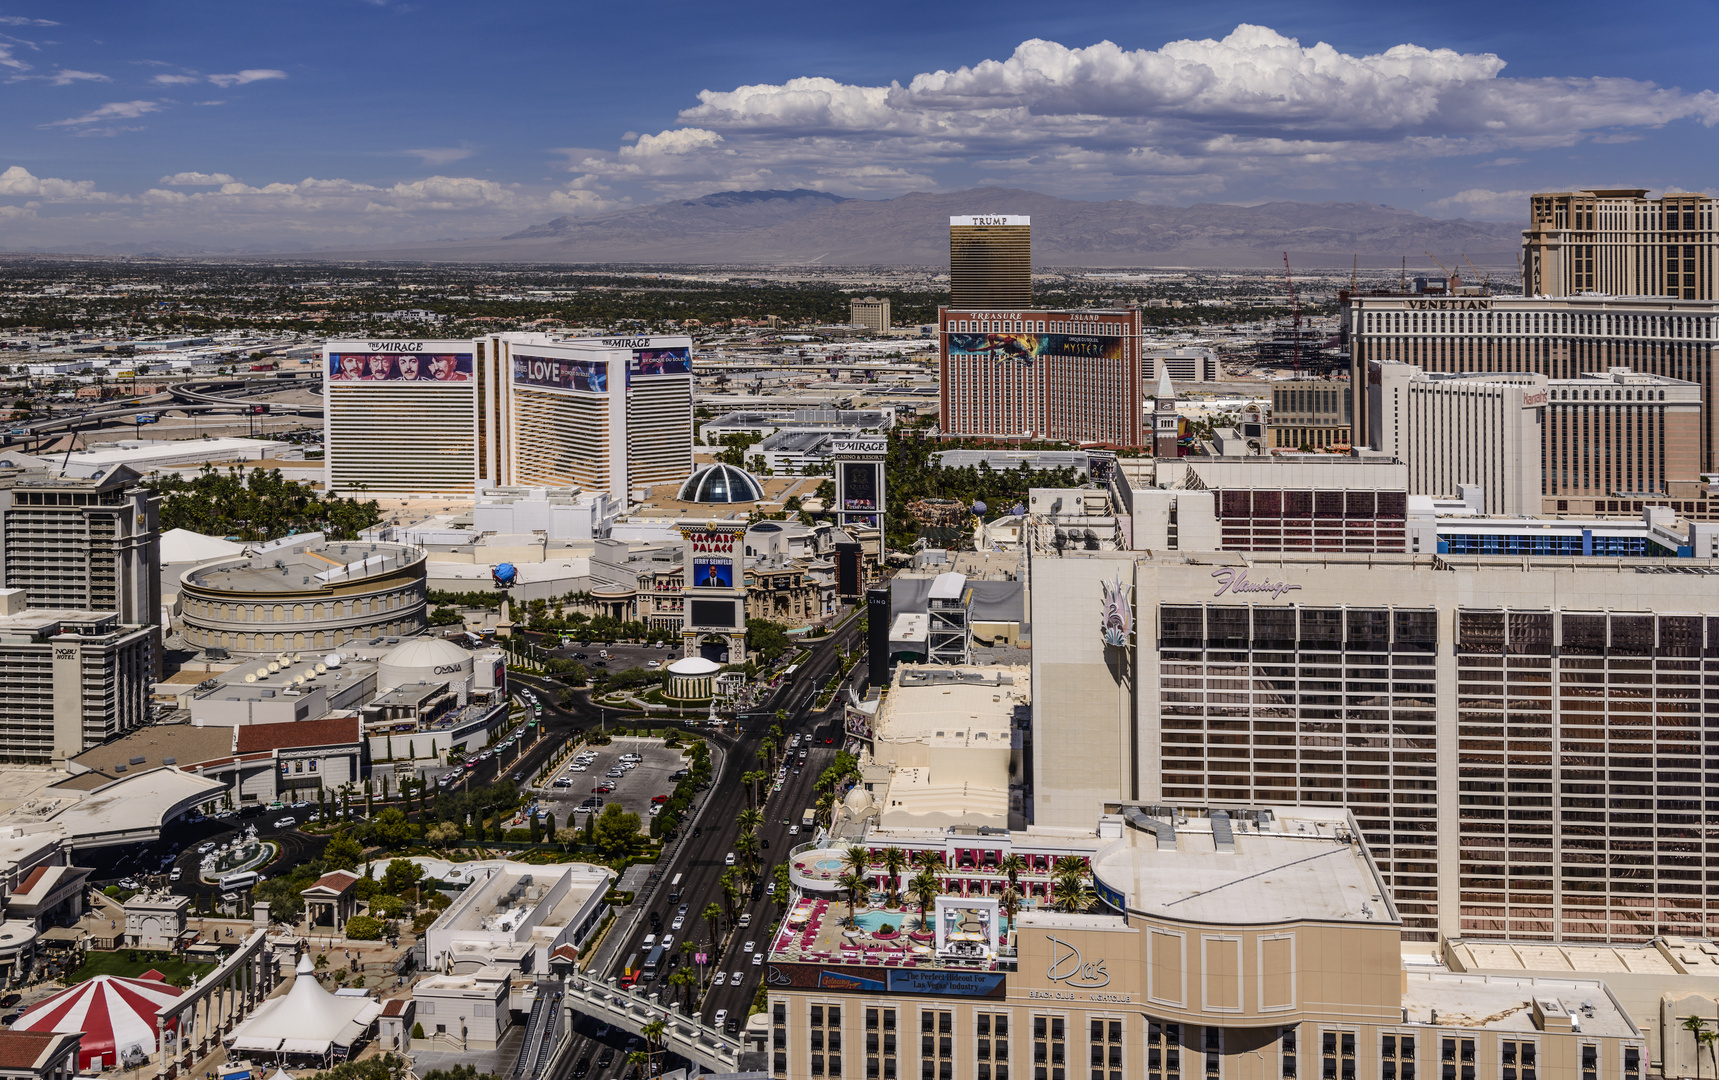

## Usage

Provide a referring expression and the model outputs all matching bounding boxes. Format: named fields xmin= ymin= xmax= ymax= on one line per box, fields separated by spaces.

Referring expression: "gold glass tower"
xmin=949 ymin=215 xmax=1030 ymax=308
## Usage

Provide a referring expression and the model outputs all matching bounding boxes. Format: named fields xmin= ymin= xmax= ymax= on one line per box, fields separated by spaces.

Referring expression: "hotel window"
xmin=1280 ymin=1028 xmax=1297 ymax=1079
xmin=1440 ymin=1037 xmax=1475 ymax=1080
xmin=1579 ymin=1045 xmax=1597 ymax=1080
xmin=977 ymin=1013 xmax=1010 ymax=1080
xmin=812 ymin=1005 xmax=842 ymax=1077
xmin=1033 ymin=1016 xmax=1066 ymax=1080
xmin=1148 ymin=1021 xmax=1181 ymax=1080
xmin=867 ymin=1007 xmax=897 ymax=1079
xmin=1322 ymin=1031 xmax=1356 ymax=1080
xmin=1381 ymin=1034 xmax=1416 ymax=1080
xmin=1624 ymin=1046 xmax=1640 ymax=1080
xmin=1203 ymin=1027 xmax=1221 ymax=1079
xmin=922 ymin=1010 xmax=953 ymax=1080
xmin=1090 ymin=1018 xmax=1123 ymax=1080
xmin=1499 ymin=1039 xmax=1534 ymax=1080
xmin=773 ymin=1002 xmax=788 ymax=1079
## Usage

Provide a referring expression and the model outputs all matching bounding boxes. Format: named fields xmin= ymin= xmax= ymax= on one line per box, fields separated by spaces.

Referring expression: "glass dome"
xmin=678 ymin=463 xmax=765 ymax=503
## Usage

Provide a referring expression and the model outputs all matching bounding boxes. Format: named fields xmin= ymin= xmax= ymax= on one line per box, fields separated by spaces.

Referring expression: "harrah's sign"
xmin=1211 ymin=567 xmax=1302 ymax=600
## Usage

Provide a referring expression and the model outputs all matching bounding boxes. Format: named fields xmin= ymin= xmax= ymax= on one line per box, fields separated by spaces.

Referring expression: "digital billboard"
xmin=328 ymin=353 xmax=473 ymax=382
xmin=512 ymin=354 xmax=610 ymax=393
xmin=947 ymin=332 xmax=1123 ymax=364
xmin=692 ymin=557 xmax=733 ymax=589
xmin=765 ymin=962 xmax=1005 ymax=999
xmin=840 ymin=461 xmax=879 ymax=510
xmin=688 ymin=598 xmax=737 ymax=628
xmin=628 ymin=348 xmax=692 ymax=378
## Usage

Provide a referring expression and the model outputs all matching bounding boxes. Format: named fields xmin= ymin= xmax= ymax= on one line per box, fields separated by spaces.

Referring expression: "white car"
xmin=711 ymin=972 xmax=727 ymax=987
xmin=671 ymin=915 xmax=685 ymax=931
xmin=788 ymin=825 xmax=799 ymax=836
xmin=274 ymin=817 xmax=295 ymax=828
xmin=169 ymin=868 xmax=182 ymax=881
xmin=662 ymin=934 xmax=675 ymax=949
xmin=198 ymin=842 xmax=216 ymax=853
xmin=752 ymin=952 xmax=764 ymax=966
xmin=713 ymin=1009 xmax=728 ymax=1029
xmin=743 ymin=940 xmax=755 ymax=953
xmin=724 ymin=852 xmax=735 ymax=866
xmin=730 ymin=970 xmax=743 ymax=985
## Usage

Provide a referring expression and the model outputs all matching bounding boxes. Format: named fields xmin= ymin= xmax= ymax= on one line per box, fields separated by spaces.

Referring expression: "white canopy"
xmin=161 ymin=528 xmax=246 ymax=564
xmin=228 ymin=953 xmax=379 ymax=1057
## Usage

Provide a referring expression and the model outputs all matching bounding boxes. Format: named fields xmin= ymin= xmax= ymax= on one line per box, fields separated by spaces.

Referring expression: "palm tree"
xmin=909 ymin=867 xmax=941 ymax=933
xmin=912 ymin=849 xmax=946 ymax=877
xmin=814 ymin=790 xmax=837 ymax=827
xmin=997 ymin=852 xmax=1025 ymax=891
xmin=737 ymin=807 xmax=764 ymax=837
xmin=842 ymin=845 xmax=870 ymax=879
xmin=720 ymin=869 xmax=742 ymax=922
xmin=881 ymin=847 xmax=908 ymax=906
xmin=759 ymin=737 xmax=777 ymax=772
xmin=837 ymin=869 xmax=869 ymax=927
xmin=1051 ymin=875 xmax=1093 ymax=913
xmin=669 ymin=968 xmax=697 ymax=1014
xmin=702 ymin=901 xmax=723 ymax=945
xmin=1052 ymin=855 xmax=1088 ymax=885
xmin=1686 ymin=1016 xmax=1713 ymax=1080
xmin=1000 ymin=884 xmax=1022 ymax=943
xmin=735 ymin=831 xmax=761 ymax=877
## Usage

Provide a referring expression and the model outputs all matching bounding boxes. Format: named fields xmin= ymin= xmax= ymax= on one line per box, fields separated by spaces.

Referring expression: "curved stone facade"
xmin=179 ymin=542 xmax=428 ymax=655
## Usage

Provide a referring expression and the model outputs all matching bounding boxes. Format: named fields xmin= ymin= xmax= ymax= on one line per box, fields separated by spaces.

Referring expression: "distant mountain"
xmin=307 ymin=186 xmax=1530 ymax=268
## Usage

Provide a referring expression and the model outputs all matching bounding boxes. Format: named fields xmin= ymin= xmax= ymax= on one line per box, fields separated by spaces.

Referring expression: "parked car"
xmin=651 ymin=794 xmax=669 ymax=804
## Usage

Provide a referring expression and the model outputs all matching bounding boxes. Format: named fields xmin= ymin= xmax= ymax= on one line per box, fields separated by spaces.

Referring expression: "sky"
xmin=0 ymin=0 xmax=1715 ymax=251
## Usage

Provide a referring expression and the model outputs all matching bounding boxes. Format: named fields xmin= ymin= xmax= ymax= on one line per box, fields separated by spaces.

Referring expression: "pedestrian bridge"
xmin=545 ymin=967 xmax=748 ymax=1075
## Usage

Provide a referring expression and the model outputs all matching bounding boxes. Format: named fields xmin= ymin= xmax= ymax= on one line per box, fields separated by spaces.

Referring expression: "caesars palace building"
xmin=1030 ymin=549 xmax=1719 ymax=947
xmin=321 ymin=333 xmax=693 ymax=499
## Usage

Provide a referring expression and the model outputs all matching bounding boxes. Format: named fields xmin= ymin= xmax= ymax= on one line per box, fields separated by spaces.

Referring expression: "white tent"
xmin=161 ymin=528 xmax=246 ymax=564
xmin=228 ymin=953 xmax=380 ymax=1058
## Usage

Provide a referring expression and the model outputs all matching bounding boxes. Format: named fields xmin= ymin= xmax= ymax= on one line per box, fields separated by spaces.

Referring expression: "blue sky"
xmin=1 ymin=0 xmax=1715 ymax=249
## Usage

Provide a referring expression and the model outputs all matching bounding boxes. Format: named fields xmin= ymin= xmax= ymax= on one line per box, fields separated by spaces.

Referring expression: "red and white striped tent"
xmin=13 ymin=972 xmax=182 ymax=1069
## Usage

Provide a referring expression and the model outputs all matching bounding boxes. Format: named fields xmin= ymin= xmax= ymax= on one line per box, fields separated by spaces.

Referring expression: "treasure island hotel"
xmin=322 ymin=333 xmax=692 ymax=499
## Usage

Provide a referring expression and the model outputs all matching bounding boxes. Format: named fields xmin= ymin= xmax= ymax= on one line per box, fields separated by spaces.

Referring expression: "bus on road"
xmin=801 ymin=808 xmax=817 ymax=830
xmin=219 ymin=870 xmax=258 ymax=891
xmin=642 ymin=944 xmax=665 ymax=980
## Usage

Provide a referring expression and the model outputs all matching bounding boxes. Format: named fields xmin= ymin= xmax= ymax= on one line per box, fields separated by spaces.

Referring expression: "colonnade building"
xmin=1523 ymin=189 xmax=1716 ymax=301
xmin=1030 ymin=549 xmax=1719 ymax=947
xmin=1345 ymin=294 xmax=1719 ymax=477
xmin=321 ymin=334 xmax=692 ymax=501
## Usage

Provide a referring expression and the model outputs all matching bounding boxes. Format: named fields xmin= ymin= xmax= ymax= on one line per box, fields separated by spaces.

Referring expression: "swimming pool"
xmin=809 ymin=857 xmax=846 ymax=873
xmin=848 ymin=910 xmax=912 ymax=932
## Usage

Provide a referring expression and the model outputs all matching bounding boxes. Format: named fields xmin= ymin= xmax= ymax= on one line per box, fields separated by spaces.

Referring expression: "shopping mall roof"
xmin=45 ymin=768 xmax=224 ymax=850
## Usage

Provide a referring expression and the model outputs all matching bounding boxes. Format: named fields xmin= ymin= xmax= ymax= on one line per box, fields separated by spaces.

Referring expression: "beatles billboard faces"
xmin=328 ymin=353 xmax=473 ymax=382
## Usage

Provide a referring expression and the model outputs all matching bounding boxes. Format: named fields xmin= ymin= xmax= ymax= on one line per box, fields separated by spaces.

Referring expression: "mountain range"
xmin=316 ymin=186 xmax=1525 ymax=268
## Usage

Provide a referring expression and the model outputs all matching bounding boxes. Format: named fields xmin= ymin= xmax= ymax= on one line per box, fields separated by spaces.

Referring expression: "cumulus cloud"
xmin=562 ymin=24 xmax=1719 ymax=198
xmin=403 ymin=147 xmax=474 ymax=166
xmin=1427 ymin=187 xmax=1537 ymax=219
xmin=206 ymin=68 xmax=286 ymax=87
xmin=151 ymin=72 xmax=201 ymax=85
xmin=158 ymin=171 xmax=238 ymax=186
xmin=47 ymin=99 xmax=161 ymax=126
xmin=0 ymin=165 xmax=122 ymax=202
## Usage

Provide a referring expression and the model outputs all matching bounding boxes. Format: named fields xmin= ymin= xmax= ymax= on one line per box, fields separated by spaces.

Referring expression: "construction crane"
xmin=1424 ymin=251 xmax=1461 ymax=294
xmin=1461 ymin=254 xmax=1491 ymax=294
xmin=1282 ymin=251 xmax=1301 ymax=377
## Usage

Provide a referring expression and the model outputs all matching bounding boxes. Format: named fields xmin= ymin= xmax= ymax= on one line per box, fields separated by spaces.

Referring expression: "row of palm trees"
xmin=831 ymin=845 xmax=1095 ymax=938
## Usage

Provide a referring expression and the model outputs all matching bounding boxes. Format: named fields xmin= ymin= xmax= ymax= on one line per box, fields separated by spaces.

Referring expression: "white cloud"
xmin=151 ymin=73 xmax=201 ymax=85
xmin=158 ymin=171 xmax=238 ymax=186
xmin=1427 ymin=187 xmax=1537 ymax=219
xmin=47 ymin=99 xmax=161 ymax=126
xmin=43 ymin=69 xmax=110 ymax=85
xmin=0 ymin=16 xmax=57 ymax=26
xmin=206 ymin=68 xmax=286 ymax=88
xmin=568 ymin=23 xmax=1719 ymax=198
xmin=0 ymin=165 xmax=123 ymax=202
xmin=403 ymin=147 xmax=473 ymax=166
xmin=0 ymin=38 xmax=31 ymax=72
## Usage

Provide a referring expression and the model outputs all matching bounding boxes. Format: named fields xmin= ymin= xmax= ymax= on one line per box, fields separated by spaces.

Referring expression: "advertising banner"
xmin=328 ymin=353 xmax=472 ymax=382
xmin=693 ymin=557 xmax=733 ymax=589
xmin=512 ymin=354 xmax=610 ymax=393
xmin=840 ymin=461 xmax=880 ymax=510
xmin=765 ymin=962 xmax=1005 ymax=999
xmin=628 ymin=347 xmax=692 ymax=378
xmin=947 ymin=332 xmax=1123 ymax=364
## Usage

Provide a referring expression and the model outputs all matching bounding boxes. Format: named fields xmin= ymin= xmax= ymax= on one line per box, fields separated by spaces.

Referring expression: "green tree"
xmin=591 ymin=803 xmax=643 ymax=859
xmin=425 ymin=820 xmax=460 ymax=853
xmin=909 ymin=867 xmax=940 ymax=932
xmin=744 ymin=619 xmax=790 ymax=665
xmin=373 ymin=807 xmax=413 ymax=846
xmin=702 ymin=901 xmax=723 ymax=944
xmin=881 ymin=847 xmax=908 ymax=905
xmin=668 ymin=967 xmax=697 ymax=1014
xmin=381 ymin=858 xmax=424 ymax=895
xmin=838 ymin=869 xmax=869 ymax=927
xmin=1050 ymin=875 xmax=1093 ymax=913
xmin=1001 ymin=884 xmax=1022 ymax=939
xmin=343 ymin=914 xmax=385 ymax=940
xmin=323 ymin=831 xmax=363 ymax=871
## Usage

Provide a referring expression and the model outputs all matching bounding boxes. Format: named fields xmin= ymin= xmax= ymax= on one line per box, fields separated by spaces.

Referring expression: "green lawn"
xmin=67 ymin=951 xmax=201 ymax=986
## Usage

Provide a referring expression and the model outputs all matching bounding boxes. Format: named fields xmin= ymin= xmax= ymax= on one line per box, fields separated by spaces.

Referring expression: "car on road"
xmin=713 ymin=1009 xmax=728 ymax=1029
xmin=572 ymin=1058 xmax=590 ymax=1078
xmin=274 ymin=817 xmax=296 ymax=828
xmin=596 ymin=1049 xmax=614 ymax=1068
xmin=197 ymin=841 xmax=216 ymax=853
xmin=511 ymin=772 xmax=523 ymax=781
xmin=169 ymin=868 xmax=182 ymax=882
xmin=730 ymin=970 xmax=743 ymax=985
xmin=710 ymin=972 xmax=725 ymax=987
xmin=0 ymin=995 xmax=18 ymax=1009
xmin=743 ymin=940 xmax=755 ymax=953
xmin=788 ymin=824 xmax=799 ymax=835
xmin=737 ymin=913 xmax=751 ymax=928
xmin=724 ymin=852 xmax=735 ymax=865
xmin=118 ymin=877 xmax=139 ymax=890
xmin=651 ymin=794 xmax=669 ymax=804
xmin=753 ymin=952 xmax=764 ymax=966
xmin=671 ymin=915 xmax=684 ymax=931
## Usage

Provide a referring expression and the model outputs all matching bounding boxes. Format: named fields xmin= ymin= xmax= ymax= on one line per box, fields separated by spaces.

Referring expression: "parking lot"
xmin=546 ymin=640 xmax=684 ymax=673
xmin=537 ymin=736 xmax=693 ymax=824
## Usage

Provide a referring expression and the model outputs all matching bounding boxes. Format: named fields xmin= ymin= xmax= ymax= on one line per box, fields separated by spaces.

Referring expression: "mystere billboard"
xmin=947 ymin=332 xmax=1123 ymax=364
xmin=328 ymin=352 xmax=473 ymax=382
xmin=512 ymin=354 xmax=610 ymax=393
xmin=628 ymin=347 xmax=692 ymax=378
